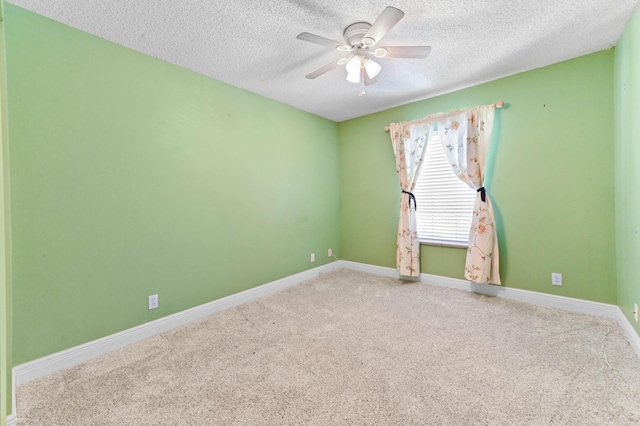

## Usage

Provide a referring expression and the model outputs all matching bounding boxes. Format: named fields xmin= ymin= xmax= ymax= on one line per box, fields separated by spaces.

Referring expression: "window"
xmin=414 ymin=132 xmax=476 ymax=247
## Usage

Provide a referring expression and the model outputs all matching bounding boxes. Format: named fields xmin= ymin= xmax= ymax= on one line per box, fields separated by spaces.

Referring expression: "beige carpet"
xmin=17 ymin=269 xmax=640 ymax=425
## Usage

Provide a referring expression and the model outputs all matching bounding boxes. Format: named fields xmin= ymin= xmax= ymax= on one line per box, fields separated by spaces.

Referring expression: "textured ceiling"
xmin=9 ymin=0 xmax=640 ymax=121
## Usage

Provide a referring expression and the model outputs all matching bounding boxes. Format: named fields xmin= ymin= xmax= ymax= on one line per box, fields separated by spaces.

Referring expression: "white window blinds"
xmin=414 ymin=133 xmax=476 ymax=246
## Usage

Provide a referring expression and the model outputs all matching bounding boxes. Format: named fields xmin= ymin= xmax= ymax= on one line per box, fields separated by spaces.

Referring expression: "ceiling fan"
xmin=297 ymin=6 xmax=431 ymax=96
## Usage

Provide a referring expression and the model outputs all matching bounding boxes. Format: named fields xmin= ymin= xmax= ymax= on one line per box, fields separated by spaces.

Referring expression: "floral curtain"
xmin=389 ymin=122 xmax=434 ymax=276
xmin=437 ymin=105 xmax=500 ymax=284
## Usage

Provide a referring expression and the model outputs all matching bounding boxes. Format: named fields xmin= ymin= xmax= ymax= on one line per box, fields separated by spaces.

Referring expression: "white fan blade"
xmin=381 ymin=46 xmax=432 ymax=59
xmin=362 ymin=7 xmax=404 ymax=46
xmin=297 ymin=32 xmax=345 ymax=49
xmin=305 ymin=60 xmax=340 ymax=79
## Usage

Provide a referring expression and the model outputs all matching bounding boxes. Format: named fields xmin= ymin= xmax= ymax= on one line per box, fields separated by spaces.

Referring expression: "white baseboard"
xmin=338 ymin=260 xmax=403 ymax=279
xmin=343 ymin=261 xmax=619 ymax=318
xmin=11 ymin=368 xmax=15 ymax=426
xmin=617 ymin=307 xmax=640 ymax=358
xmin=3 ymin=369 xmax=16 ymax=426
xmin=13 ymin=261 xmax=342 ymax=386
xmin=10 ymin=259 xmax=640 ymax=408
xmin=341 ymin=261 xmax=639 ymax=358
xmin=420 ymin=272 xmax=618 ymax=319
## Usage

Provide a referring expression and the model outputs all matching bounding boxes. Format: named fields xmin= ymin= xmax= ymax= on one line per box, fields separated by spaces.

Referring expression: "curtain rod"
xmin=384 ymin=101 xmax=504 ymax=132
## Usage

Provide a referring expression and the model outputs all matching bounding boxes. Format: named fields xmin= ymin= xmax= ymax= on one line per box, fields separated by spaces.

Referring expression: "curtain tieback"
xmin=402 ymin=190 xmax=417 ymax=210
xmin=477 ymin=186 xmax=486 ymax=202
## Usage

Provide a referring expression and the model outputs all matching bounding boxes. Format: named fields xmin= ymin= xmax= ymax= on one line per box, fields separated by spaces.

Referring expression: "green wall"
xmin=339 ymin=50 xmax=616 ymax=304
xmin=0 ymin=2 xmax=11 ymax=422
xmin=5 ymin=4 xmax=340 ymax=365
xmin=615 ymin=11 xmax=640 ymax=335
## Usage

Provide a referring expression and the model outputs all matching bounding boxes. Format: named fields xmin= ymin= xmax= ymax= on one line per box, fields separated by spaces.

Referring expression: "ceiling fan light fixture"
xmin=346 ymin=70 xmax=360 ymax=83
xmin=345 ymin=56 xmax=362 ymax=83
xmin=345 ymin=55 xmax=361 ymax=74
xmin=374 ymin=47 xmax=388 ymax=58
xmin=345 ymin=55 xmax=381 ymax=85
xmin=363 ymin=57 xmax=381 ymax=79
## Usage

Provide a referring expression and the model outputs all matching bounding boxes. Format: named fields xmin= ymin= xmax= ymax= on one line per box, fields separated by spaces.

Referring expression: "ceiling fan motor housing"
xmin=343 ymin=22 xmax=372 ymax=46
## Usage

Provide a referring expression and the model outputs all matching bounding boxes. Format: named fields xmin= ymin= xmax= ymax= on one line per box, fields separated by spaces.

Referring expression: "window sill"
xmin=419 ymin=239 xmax=468 ymax=249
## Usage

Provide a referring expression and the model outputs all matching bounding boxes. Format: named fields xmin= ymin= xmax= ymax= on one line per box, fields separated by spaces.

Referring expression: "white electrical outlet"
xmin=148 ymin=294 xmax=159 ymax=310
xmin=328 ymin=248 xmax=333 ymax=257
xmin=310 ymin=253 xmax=315 ymax=262
xmin=551 ymin=273 xmax=562 ymax=286
xmin=634 ymin=303 xmax=638 ymax=323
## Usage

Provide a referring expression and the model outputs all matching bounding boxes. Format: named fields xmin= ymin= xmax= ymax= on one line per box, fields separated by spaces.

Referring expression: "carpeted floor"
xmin=17 ymin=269 xmax=640 ymax=425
